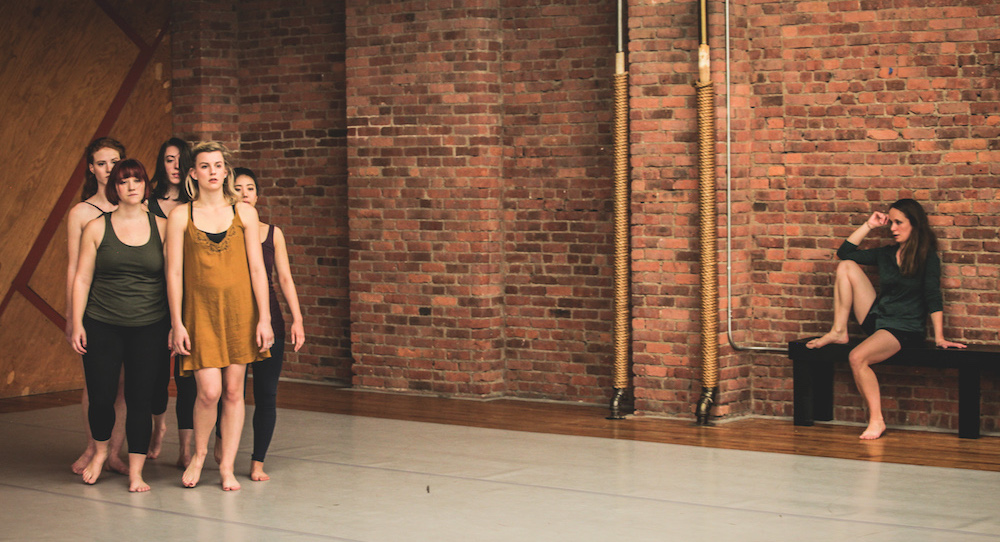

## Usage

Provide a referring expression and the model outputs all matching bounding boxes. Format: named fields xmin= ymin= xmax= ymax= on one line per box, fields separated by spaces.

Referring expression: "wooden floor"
xmin=4 ymin=381 xmax=999 ymax=473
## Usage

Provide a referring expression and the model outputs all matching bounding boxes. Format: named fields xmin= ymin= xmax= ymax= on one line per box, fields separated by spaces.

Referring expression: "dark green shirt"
xmin=85 ymin=213 xmax=167 ymax=326
xmin=837 ymin=241 xmax=943 ymax=334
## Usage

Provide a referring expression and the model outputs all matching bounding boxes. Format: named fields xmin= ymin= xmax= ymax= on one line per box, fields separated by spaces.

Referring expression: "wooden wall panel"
xmin=0 ymin=1 xmax=132 ymax=302
xmin=0 ymin=0 xmax=172 ymax=398
xmin=0 ymin=296 xmax=78 ymax=396
xmin=28 ymin=40 xmax=173 ymax=312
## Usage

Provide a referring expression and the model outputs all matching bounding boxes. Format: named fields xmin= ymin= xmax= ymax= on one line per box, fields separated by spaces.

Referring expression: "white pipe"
xmin=724 ymin=0 xmax=786 ymax=354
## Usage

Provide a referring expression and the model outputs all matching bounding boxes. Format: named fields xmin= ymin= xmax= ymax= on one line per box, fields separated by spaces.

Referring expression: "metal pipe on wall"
xmin=722 ymin=0 xmax=786 ymax=355
xmin=609 ymin=0 xmax=633 ymax=419
xmin=695 ymin=0 xmax=719 ymax=425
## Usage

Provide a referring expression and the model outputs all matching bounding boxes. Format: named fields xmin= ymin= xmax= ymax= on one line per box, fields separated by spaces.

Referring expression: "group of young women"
xmin=67 ymin=137 xmax=304 ymax=492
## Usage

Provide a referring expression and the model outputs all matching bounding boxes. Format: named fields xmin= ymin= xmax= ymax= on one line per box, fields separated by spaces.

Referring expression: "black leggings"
xmin=213 ymin=336 xmax=284 ymax=462
xmin=250 ymin=338 xmax=284 ymax=462
xmin=174 ymin=357 xmax=196 ymax=430
xmin=82 ymin=316 xmax=170 ymax=455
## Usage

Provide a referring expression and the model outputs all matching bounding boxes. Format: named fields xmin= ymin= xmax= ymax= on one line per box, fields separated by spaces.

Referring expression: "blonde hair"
xmin=186 ymin=141 xmax=238 ymax=204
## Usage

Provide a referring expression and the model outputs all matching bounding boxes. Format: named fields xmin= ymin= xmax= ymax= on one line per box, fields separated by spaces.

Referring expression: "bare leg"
xmin=176 ymin=429 xmax=194 ymax=468
xmin=807 ymin=260 xmax=877 ymax=349
xmin=82 ymin=440 xmax=108 ymax=485
xmin=214 ymin=434 xmax=222 ymax=465
xmin=182 ymin=368 xmax=222 ymax=488
xmin=128 ymin=453 xmax=150 ymax=492
xmin=250 ymin=460 xmax=270 ymax=482
xmin=71 ymin=388 xmax=96 ymax=475
xmin=148 ymin=413 xmax=167 ymax=460
xmin=218 ymin=364 xmax=247 ymax=491
xmin=849 ymin=330 xmax=902 ymax=440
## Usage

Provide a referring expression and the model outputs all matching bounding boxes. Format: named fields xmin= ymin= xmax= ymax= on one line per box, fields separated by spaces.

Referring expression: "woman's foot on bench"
xmin=859 ymin=419 xmax=886 ymax=440
xmin=806 ymin=331 xmax=849 ymax=349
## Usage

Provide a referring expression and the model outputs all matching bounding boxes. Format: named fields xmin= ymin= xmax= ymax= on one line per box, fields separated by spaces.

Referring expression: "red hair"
xmin=105 ymin=159 xmax=152 ymax=205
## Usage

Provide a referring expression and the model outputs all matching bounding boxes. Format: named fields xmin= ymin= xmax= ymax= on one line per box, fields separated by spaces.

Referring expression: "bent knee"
xmin=836 ymin=259 xmax=862 ymax=275
xmin=848 ymin=350 xmax=870 ymax=370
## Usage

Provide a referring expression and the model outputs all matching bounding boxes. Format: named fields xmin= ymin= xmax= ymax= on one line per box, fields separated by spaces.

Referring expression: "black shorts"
xmin=860 ymin=312 xmax=925 ymax=348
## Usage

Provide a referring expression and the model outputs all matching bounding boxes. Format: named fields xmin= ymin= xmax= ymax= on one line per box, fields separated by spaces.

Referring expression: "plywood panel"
xmin=102 ymin=0 xmax=171 ymax=46
xmin=0 ymin=0 xmax=137 ymax=302
xmin=27 ymin=213 xmax=72 ymax=319
xmin=0 ymin=294 xmax=81 ymax=398
xmin=0 ymin=0 xmax=172 ymax=398
xmin=28 ymin=39 xmax=173 ymax=312
xmin=111 ymin=34 xmax=174 ymax=170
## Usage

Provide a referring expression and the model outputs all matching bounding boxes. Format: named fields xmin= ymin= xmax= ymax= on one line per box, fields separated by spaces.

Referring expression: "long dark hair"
xmin=82 ymin=137 xmax=126 ymax=200
xmin=891 ymin=198 xmax=937 ymax=277
xmin=149 ymin=137 xmax=192 ymax=203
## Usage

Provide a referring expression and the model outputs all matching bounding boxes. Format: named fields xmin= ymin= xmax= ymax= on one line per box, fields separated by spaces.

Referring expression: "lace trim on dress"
xmin=192 ymin=223 xmax=234 ymax=253
xmin=189 ymin=205 xmax=239 ymax=254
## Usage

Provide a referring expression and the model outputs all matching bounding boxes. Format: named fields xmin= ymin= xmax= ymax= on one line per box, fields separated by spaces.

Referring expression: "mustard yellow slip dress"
xmin=179 ymin=205 xmax=269 ymax=375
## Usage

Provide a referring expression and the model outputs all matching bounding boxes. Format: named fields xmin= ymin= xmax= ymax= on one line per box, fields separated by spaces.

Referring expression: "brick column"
xmin=171 ymin=0 xmax=240 ymax=148
xmin=346 ymin=2 xmax=505 ymax=395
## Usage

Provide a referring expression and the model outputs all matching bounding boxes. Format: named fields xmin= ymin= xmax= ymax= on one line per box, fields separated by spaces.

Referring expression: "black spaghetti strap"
xmin=83 ymin=201 xmax=106 ymax=214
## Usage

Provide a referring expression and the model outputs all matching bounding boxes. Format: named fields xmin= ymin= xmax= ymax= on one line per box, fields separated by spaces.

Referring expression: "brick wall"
xmin=171 ymin=0 xmax=240 ymax=147
xmin=235 ymin=1 xmax=351 ymax=382
xmin=173 ymin=0 xmax=352 ymax=383
xmin=740 ymin=0 xmax=1000 ymax=430
xmin=346 ymin=1 xmax=507 ymax=395
xmin=628 ymin=0 xmax=1000 ymax=429
xmin=500 ymin=2 xmax=618 ymax=401
xmin=172 ymin=0 xmax=1000 ymax=433
xmin=628 ymin=0 xmax=754 ymax=417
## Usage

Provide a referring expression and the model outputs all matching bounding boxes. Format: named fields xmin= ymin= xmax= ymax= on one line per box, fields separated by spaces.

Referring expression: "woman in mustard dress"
xmin=165 ymin=141 xmax=273 ymax=490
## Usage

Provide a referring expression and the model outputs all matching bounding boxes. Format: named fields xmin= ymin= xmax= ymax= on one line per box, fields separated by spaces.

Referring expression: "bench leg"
xmin=958 ymin=365 xmax=981 ymax=439
xmin=794 ymin=357 xmax=835 ymax=426
xmin=813 ymin=360 xmax=834 ymax=422
xmin=793 ymin=357 xmax=814 ymax=426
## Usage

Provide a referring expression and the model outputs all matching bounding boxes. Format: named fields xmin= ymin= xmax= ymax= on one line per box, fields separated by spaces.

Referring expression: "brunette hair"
xmin=105 ymin=159 xmax=151 ymax=205
xmin=890 ymin=198 xmax=937 ymax=277
xmin=187 ymin=141 xmax=238 ymax=204
xmin=150 ymin=137 xmax=192 ymax=203
xmin=82 ymin=137 xmax=126 ymax=200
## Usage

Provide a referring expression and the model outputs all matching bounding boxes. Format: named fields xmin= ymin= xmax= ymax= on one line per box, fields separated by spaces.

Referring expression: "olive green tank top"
xmin=84 ymin=212 xmax=167 ymax=326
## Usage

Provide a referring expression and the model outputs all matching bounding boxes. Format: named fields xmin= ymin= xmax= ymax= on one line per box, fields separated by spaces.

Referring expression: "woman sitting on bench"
xmin=806 ymin=198 xmax=965 ymax=440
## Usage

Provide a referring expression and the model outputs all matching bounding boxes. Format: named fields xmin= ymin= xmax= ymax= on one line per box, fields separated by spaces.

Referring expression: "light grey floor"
xmin=2 ymin=402 xmax=1000 ymax=542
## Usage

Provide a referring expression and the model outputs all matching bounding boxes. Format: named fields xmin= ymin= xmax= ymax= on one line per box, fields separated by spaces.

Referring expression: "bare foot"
xmin=148 ymin=417 xmax=167 ymax=460
xmin=71 ymin=443 xmax=96 ymax=475
xmin=806 ymin=331 xmax=849 ymax=349
xmin=128 ymin=454 xmax=150 ymax=492
xmin=106 ymin=455 xmax=129 ymax=475
xmin=220 ymin=470 xmax=241 ymax=491
xmin=860 ymin=419 xmax=886 ymax=440
xmin=182 ymin=454 xmax=206 ymax=488
xmin=81 ymin=447 xmax=108 ymax=485
xmin=176 ymin=429 xmax=193 ymax=469
xmin=129 ymin=476 xmax=151 ymax=492
xmin=250 ymin=460 xmax=270 ymax=482
xmin=176 ymin=448 xmax=192 ymax=469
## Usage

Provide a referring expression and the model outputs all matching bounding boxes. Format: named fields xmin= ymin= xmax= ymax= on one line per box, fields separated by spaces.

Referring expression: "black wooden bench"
xmin=789 ymin=338 xmax=1000 ymax=439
